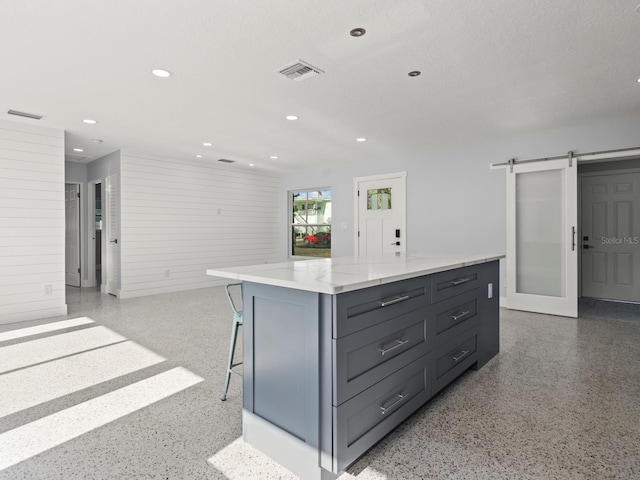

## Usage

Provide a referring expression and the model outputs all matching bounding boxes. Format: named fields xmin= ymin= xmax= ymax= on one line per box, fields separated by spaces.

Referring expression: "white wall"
xmin=0 ymin=120 xmax=67 ymax=324
xmin=281 ymin=113 xmax=640 ymax=299
xmin=119 ymin=153 xmax=281 ymax=298
xmin=87 ymin=151 xmax=120 ymax=182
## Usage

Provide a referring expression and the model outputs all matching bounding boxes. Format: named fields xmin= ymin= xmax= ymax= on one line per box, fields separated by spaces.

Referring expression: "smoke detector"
xmin=278 ymin=60 xmax=324 ymax=82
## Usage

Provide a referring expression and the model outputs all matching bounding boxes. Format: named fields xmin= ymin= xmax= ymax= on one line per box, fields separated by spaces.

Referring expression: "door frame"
xmin=105 ymin=174 xmax=120 ymax=297
xmin=353 ymin=171 xmax=407 ymax=256
xmin=578 ymin=165 xmax=640 ymax=301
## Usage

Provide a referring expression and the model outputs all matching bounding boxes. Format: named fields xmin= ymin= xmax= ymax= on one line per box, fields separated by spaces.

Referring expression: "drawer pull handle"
xmin=380 ymin=393 xmax=407 ymax=415
xmin=450 ymin=278 xmax=471 ymax=286
xmin=380 ymin=294 xmax=410 ymax=307
xmin=452 ymin=350 xmax=470 ymax=362
xmin=378 ymin=339 xmax=409 ymax=356
xmin=450 ymin=310 xmax=470 ymax=322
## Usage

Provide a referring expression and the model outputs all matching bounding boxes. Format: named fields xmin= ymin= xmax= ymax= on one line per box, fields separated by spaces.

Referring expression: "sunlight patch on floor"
xmin=206 ymin=437 xmax=390 ymax=480
xmin=0 ymin=340 xmax=165 ymax=418
xmin=0 ymin=367 xmax=203 ymax=471
xmin=0 ymin=316 xmax=204 ymax=471
xmin=0 ymin=317 xmax=94 ymax=342
xmin=207 ymin=437 xmax=299 ymax=480
xmin=0 ymin=325 xmax=126 ymax=374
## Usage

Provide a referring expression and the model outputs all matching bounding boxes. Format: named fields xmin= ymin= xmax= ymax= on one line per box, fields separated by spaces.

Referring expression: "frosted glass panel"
xmin=516 ymin=169 xmax=566 ymax=297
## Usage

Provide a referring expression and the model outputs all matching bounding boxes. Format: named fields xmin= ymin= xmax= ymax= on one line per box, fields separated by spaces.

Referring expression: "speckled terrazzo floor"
xmin=1 ymin=287 xmax=639 ymax=480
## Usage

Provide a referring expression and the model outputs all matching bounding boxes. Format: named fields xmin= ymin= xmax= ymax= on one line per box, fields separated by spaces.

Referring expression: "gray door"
xmin=581 ymin=172 xmax=640 ymax=302
xmin=65 ymin=183 xmax=81 ymax=287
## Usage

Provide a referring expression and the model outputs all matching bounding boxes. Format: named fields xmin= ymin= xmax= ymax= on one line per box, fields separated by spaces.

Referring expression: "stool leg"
xmin=221 ymin=318 xmax=240 ymax=401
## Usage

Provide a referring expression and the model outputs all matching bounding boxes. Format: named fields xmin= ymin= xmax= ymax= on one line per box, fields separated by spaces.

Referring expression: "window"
xmin=367 ymin=187 xmax=392 ymax=210
xmin=291 ymin=188 xmax=331 ymax=258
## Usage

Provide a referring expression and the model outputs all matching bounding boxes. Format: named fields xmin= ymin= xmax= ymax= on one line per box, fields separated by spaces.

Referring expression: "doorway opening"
xmin=497 ymin=147 xmax=640 ymax=317
xmin=86 ymin=181 xmax=104 ymax=290
xmin=95 ymin=182 xmax=102 ymax=288
xmin=578 ymin=158 xmax=640 ymax=304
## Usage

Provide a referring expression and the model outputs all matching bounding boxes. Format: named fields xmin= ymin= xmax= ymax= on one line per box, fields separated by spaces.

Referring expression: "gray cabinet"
xmin=242 ymin=260 xmax=499 ymax=480
xmin=333 ymin=356 xmax=430 ymax=472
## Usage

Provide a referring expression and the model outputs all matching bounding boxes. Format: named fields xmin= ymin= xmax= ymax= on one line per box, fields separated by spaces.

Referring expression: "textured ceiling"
xmin=1 ymin=1 xmax=639 ymax=170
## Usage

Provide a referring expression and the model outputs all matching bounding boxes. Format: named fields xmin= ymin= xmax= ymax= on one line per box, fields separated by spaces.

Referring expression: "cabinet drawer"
xmin=334 ymin=308 xmax=429 ymax=405
xmin=431 ymin=265 xmax=481 ymax=303
xmin=432 ymin=288 xmax=480 ymax=346
xmin=333 ymin=356 xmax=431 ymax=472
xmin=334 ymin=276 xmax=430 ymax=338
xmin=432 ymin=328 xmax=478 ymax=395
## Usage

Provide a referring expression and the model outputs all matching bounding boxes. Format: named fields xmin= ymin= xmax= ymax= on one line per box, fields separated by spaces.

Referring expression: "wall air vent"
xmin=278 ymin=60 xmax=324 ymax=82
xmin=7 ymin=109 xmax=43 ymax=120
xmin=218 ymin=159 xmax=235 ymax=164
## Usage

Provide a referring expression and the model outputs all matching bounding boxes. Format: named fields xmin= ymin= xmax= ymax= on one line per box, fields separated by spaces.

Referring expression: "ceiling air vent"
xmin=218 ymin=159 xmax=235 ymax=164
xmin=66 ymin=153 xmax=89 ymax=162
xmin=7 ymin=109 xmax=43 ymax=120
xmin=278 ymin=60 xmax=324 ymax=82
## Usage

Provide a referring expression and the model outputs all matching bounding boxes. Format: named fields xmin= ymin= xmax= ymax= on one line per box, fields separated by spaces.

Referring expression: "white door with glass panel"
xmin=355 ymin=172 xmax=406 ymax=256
xmin=506 ymin=159 xmax=577 ymax=317
xmin=581 ymin=172 xmax=640 ymax=302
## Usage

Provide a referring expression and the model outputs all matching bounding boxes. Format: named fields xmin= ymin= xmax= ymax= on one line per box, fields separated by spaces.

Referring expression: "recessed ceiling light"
xmin=285 ymin=115 xmax=298 ymax=121
xmin=270 ymin=155 xmax=278 ymax=159
xmin=350 ymin=28 xmax=366 ymax=37
xmin=408 ymin=71 xmax=421 ymax=77
xmin=83 ymin=119 xmax=97 ymax=124
xmin=356 ymin=137 xmax=367 ymax=142
xmin=637 ymin=77 xmax=640 ymax=83
xmin=73 ymin=148 xmax=84 ymax=152
xmin=249 ymin=163 xmax=255 ymax=167
xmin=196 ymin=155 xmax=202 ymax=158
xmin=202 ymin=142 xmax=213 ymax=146
xmin=90 ymin=138 xmax=103 ymax=143
xmin=152 ymin=69 xmax=171 ymax=78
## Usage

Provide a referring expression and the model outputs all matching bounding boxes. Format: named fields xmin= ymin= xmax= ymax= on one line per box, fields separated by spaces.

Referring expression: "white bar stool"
xmin=221 ymin=282 xmax=243 ymax=401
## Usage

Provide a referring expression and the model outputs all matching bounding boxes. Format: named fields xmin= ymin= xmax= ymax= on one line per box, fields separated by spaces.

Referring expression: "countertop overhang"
xmin=206 ymin=252 xmax=504 ymax=294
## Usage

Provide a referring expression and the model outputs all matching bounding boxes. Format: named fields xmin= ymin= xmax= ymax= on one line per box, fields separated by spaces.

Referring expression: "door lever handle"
xmin=110 ymin=239 xmax=118 ymax=244
xmin=390 ymin=241 xmax=400 ymax=246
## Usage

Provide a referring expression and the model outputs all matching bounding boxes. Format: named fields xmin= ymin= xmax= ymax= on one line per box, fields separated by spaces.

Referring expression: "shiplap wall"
xmin=119 ymin=153 xmax=281 ymax=298
xmin=0 ymin=120 xmax=66 ymax=324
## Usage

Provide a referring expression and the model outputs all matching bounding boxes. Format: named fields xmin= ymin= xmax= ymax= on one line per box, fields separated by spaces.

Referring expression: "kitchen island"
xmin=207 ymin=253 xmax=503 ymax=479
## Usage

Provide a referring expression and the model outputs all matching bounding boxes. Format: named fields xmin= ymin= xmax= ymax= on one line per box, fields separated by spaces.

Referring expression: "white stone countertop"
xmin=206 ymin=252 xmax=504 ymax=294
